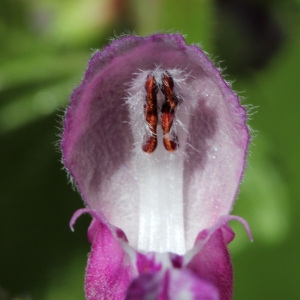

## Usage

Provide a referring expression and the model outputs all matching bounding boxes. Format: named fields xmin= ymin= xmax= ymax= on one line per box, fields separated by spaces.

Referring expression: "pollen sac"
xmin=161 ymin=73 xmax=179 ymax=151
xmin=142 ymin=75 xmax=158 ymax=153
xmin=161 ymin=72 xmax=179 ymax=110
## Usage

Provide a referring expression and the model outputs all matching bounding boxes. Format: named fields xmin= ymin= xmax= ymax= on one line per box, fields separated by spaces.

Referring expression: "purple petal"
xmin=84 ymin=216 xmax=134 ymax=300
xmin=62 ymin=33 xmax=249 ymax=252
xmin=185 ymin=215 xmax=252 ymax=300
xmin=188 ymin=227 xmax=232 ymax=299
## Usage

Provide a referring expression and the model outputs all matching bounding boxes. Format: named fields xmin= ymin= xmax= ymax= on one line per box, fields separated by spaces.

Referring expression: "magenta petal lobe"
xmin=85 ymin=218 xmax=133 ymax=300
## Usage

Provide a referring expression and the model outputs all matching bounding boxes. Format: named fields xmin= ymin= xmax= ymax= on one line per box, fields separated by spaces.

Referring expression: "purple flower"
xmin=62 ymin=34 xmax=252 ymax=300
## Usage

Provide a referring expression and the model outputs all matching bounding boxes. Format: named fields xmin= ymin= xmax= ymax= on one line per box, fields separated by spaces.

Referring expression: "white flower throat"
xmin=127 ymin=69 xmax=194 ymax=254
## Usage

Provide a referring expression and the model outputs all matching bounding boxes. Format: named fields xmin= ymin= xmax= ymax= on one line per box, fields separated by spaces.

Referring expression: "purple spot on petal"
xmin=198 ymin=229 xmax=209 ymax=241
xmin=116 ymin=228 xmax=128 ymax=242
xmin=136 ymin=253 xmax=162 ymax=274
xmin=170 ymin=253 xmax=183 ymax=269
xmin=184 ymin=97 xmax=218 ymax=172
xmin=125 ymin=273 xmax=161 ymax=300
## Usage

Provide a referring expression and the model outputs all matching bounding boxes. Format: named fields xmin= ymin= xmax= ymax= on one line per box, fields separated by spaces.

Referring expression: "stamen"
xmin=161 ymin=73 xmax=179 ymax=151
xmin=142 ymin=75 xmax=158 ymax=153
xmin=129 ymin=70 xmax=187 ymax=253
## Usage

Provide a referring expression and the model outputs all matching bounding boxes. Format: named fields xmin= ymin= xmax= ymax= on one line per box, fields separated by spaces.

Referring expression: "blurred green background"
xmin=0 ymin=0 xmax=299 ymax=299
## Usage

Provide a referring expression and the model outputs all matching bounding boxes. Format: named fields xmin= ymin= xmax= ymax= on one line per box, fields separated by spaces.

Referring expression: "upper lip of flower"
xmin=62 ymin=33 xmax=250 ymax=255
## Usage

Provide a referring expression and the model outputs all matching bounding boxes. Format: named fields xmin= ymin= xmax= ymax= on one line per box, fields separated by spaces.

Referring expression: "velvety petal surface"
xmin=190 ymin=227 xmax=233 ymax=300
xmin=82 ymin=213 xmax=133 ymax=300
xmin=62 ymin=34 xmax=249 ymax=254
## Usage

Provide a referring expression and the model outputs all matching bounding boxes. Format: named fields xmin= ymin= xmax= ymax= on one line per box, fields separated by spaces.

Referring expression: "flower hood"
xmin=62 ymin=34 xmax=251 ymax=300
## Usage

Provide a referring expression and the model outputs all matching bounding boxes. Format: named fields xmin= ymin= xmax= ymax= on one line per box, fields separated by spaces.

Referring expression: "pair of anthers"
xmin=143 ymin=72 xmax=180 ymax=154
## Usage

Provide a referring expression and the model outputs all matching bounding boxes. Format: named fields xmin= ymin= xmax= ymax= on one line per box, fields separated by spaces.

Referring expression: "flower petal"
xmin=188 ymin=227 xmax=232 ymax=300
xmin=62 ymin=34 xmax=249 ymax=252
xmin=186 ymin=216 xmax=252 ymax=300
xmin=84 ymin=216 xmax=134 ymax=300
